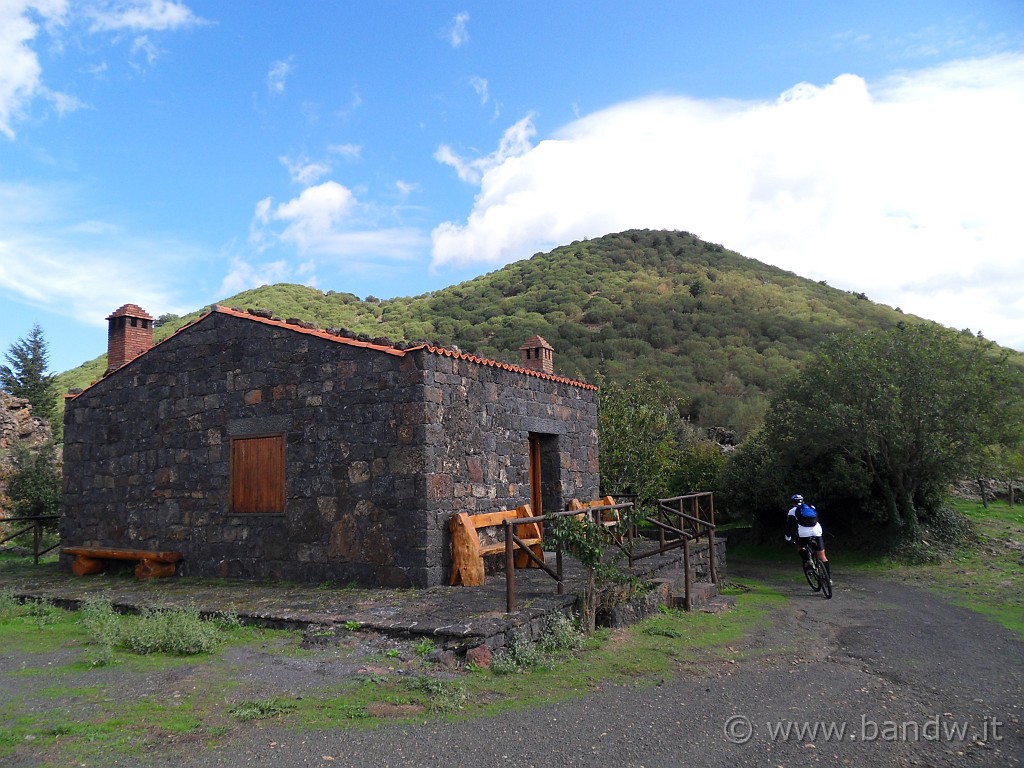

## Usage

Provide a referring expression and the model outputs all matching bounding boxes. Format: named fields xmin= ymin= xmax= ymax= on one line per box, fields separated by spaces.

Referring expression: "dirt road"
xmin=165 ymin=559 xmax=1022 ymax=768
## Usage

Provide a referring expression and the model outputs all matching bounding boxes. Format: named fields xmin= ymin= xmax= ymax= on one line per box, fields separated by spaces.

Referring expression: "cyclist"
xmin=785 ymin=494 xmax=831 ymax=585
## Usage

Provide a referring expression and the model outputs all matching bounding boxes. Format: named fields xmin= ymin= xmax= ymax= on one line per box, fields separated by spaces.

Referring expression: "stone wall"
xmin=60 ymin=309 xmax=599 ymax=588
xmin=416 ymin=349 xmax=599 ymax=586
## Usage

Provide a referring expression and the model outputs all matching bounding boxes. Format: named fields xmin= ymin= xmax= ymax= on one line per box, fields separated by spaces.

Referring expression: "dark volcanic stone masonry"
xmin=60 ymin=307 xmax=599 ymax=588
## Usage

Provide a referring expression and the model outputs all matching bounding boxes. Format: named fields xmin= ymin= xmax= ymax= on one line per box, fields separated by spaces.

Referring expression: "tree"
xmin=725 ymin=324 xmax=1023 ymax=540
xmin=5 ymin=441 xmax=62 ymax=526
xmin=1 ymin=324 xmax=57 ymax=423
xmin=597 ymin=375 xmax=681 ymax=504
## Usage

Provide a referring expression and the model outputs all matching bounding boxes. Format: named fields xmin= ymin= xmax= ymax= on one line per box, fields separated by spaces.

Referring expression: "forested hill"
xmin=58 ymin=229 xmax=924 ymax=434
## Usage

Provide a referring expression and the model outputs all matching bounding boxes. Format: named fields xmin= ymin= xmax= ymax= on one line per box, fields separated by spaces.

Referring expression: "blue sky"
xmin=2 ymin=1 xmax=1023 ymax=374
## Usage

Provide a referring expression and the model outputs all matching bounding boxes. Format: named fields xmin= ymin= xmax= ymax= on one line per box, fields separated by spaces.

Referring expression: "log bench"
xmin=568 ymin=495 xmax=626 ymax=542
xmin=449 ymin=504 xmax=543 ymax=586
xmin=63 ymin=547 xmax=182 ymax=580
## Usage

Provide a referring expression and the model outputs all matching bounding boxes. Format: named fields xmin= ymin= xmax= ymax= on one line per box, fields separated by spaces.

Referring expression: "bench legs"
xmin=69 ymin=554 xmax=177 ymax=580
xmin=135 ymin=559 xmax=178 ymax=580
xmin=70 ymin=554 xmax=105 ymax=577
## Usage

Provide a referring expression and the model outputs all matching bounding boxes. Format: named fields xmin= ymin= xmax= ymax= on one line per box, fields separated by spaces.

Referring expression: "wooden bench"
xmin=449 ymin=504 xmax=544 ymax=586
xmin=568 ymin=495 xmax=627 ymax=542
xmin=63 ymin=547 xmax=182 ymax=580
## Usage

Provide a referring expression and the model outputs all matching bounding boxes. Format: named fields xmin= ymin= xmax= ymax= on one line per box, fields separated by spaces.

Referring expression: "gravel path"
xmin=168 ymin=559 xmax=1023 ymax=768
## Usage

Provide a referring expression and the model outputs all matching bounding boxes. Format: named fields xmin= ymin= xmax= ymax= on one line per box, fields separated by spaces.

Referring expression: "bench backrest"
xmin=453 ymin=504 xmax=540 ymax=545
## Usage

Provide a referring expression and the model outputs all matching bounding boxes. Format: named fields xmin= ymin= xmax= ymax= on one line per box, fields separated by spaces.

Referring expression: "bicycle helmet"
xmin=791 ymin=494 xmax=803 ymax=503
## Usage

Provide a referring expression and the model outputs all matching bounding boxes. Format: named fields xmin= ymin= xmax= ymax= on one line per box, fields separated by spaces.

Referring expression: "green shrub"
xmin=80 ymin=601 xmax=224 ymax=657
xmin=491 ymin=630 xmax=543 ymax=674
xmin=537 ymin=612 xmax=585 ymax=656
xmin=409 ymin=676 xmax=467 ymax=713
xmin=0 ymin=590 xmax=20 ymax=621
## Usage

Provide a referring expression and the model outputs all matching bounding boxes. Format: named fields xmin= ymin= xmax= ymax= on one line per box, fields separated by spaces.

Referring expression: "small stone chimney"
xmin=106 ymin=304 xmax=155 ymax=375
xmin=519 ymin=335 xmax=555 ymax=374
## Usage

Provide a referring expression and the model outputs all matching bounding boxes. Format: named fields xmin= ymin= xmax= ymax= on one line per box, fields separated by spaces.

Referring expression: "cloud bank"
xmin=431 ymin=54 xmax=1024 ymax=348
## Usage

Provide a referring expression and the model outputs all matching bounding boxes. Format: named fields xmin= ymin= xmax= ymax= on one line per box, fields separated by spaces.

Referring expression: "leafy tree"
xmin=5 ymin=441 xmax=62 ymax=526
xmin=670 ymin=441 xmax=725 ymax=497
xmin=546 ymin=513 xmax=608 ymax=634
xmin=1 ymin=324 xmax=57 ymax=423
xmin=597 ymin=376 xmax=681 ymax=504
xmin=724 ymin=324 xmax=1023 ymax=541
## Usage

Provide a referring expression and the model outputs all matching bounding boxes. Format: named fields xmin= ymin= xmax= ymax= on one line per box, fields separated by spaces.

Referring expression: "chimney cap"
xmin=106 ymin=303 xmax=154 ymax=322
xmin=519 ymin=335 xmax=554 ymax=351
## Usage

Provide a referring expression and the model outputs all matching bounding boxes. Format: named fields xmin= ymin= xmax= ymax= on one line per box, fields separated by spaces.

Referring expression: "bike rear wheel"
xmin=817 ymin=560 xmax=833 ymax=599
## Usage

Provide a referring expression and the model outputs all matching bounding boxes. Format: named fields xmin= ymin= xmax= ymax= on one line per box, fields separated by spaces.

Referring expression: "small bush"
xmin=897 ymin=506 xmax=977 ymax=564
xmin=410 ymin=676 xmax=467 ymax=713
xmin=491 ymin=630 xmax=543 ymax=674
xmin=80 ymin=601 xmax=224 ymax=657
xmin=538 ymin=612 xmax=585 ymax=656
xmin=0 ymin=590 xmax=20 ymax=621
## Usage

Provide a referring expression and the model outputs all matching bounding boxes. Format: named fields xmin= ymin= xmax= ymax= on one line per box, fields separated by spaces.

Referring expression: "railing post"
xmin=682 ymin=534 xmax=692 ymax=611
xmin=504 ymin=520 xmax=516 ymax=613
xmin=705 ymin=493 xmax=718 ymax=585
xmin=33 ymin=521 xmax=41 ymax=564
xmin=556 ymin=549 xmax=564 ymax=595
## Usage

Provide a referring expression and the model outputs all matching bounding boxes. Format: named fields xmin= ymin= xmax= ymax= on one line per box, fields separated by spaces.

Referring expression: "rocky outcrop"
xmin=0 ymin=391 xmax=51 ymax=451
xmin=1 ymin=391 xmax=53 ymax=508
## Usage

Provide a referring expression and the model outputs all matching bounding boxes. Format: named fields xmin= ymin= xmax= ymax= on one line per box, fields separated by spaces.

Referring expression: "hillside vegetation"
xmin=56 ymin=229 xmax=932 ymax=434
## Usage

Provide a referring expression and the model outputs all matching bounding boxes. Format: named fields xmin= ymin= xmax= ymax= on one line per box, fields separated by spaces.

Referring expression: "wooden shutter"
xmin=230 ymin=435 xmax=285 ymax=513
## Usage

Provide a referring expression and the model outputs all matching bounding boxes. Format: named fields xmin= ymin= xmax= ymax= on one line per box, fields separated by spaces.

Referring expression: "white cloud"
xmin=0 ymin=0 xmax=69 ymax=139
xmin=1 ymin=0 xmax=203 ymax=138
xmin=395 ymin=180 xmax=419 ymax=197
xmin=267 ymin=57 xmax=294 ymax=95
xmin=434 ymin=113 xmax=535 ymax=184
xmin=0 ymin=181 xmax=195 ymax=328
xmin=279 ymin=155 xmax=331 ymax=186
xmin=250 ymin=181 xmax=427 ymax=262
xmin=446 ymin=11 xmax=469 ymax=48
xmin=328 ymin=142 xmax=362 ymax=160
xmin=470 ymin=75 xmax=488 ymax=104
xmin=87 ymin=0 xmax=205 ymax=32
xmin=430 ymin=54 xmax=1024 ymax=350
xmin=218 ymin=256 xmax=292 ymax=296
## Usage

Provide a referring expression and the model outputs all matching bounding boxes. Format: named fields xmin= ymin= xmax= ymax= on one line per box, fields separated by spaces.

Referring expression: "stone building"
xmin=59 ymin=304 xmax=599 ymax=587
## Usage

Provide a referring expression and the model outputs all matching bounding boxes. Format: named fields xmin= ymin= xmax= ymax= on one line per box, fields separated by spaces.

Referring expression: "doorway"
xmin=528 ymin=433 xmax=560 ymax=515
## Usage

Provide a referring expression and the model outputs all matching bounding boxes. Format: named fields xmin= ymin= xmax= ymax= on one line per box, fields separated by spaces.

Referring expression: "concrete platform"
xmin=0 ymin=543 xmax=722 ymax=652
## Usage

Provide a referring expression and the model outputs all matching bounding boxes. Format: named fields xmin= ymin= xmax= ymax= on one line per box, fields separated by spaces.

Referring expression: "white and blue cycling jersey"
xmin=787 ymin=505 xmax=823 ymax=538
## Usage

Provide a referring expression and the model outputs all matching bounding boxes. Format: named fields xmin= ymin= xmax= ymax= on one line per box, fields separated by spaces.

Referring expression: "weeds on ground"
xmin=230 ymin=697 xmax=299 ymax=721
xmin=491 ymin=612 xmax=586 ymax=674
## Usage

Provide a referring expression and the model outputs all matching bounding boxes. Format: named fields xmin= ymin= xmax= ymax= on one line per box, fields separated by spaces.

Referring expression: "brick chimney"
xmin=106 ymin=304 xmax=154 ymax=375
xmin=519 ymin=335 xmax=554 ymax=374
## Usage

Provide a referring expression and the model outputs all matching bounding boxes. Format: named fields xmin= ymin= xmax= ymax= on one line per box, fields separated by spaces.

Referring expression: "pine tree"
xmin=1 ymin=324 xmax=57 ymax=422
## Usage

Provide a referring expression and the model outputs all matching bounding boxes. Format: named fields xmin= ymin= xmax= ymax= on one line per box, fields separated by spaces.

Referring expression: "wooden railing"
xmin=626 ymin=492 xmax=717 ymax=610
xmin=0 ymin=516 xmax=61 ymax=563
xmin=501 ymin=502 xmax=635 ymax=613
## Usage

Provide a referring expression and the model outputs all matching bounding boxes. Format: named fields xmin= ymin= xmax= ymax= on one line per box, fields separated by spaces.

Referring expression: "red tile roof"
xmin=68 ymin=305 xmax=597 ymax=397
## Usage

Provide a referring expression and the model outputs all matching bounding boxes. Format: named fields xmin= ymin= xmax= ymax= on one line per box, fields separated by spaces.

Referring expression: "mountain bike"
xmin=800 ymin=536 xmax=832 ymax=599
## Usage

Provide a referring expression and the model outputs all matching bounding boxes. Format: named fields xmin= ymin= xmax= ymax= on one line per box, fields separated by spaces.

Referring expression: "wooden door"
xmin=529 ymin=434 xmax=542 ymax=515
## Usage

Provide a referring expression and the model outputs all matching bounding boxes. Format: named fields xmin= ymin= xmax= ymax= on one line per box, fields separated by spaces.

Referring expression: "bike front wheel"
xmin=804 ymin=563 xmax=821 ymax=591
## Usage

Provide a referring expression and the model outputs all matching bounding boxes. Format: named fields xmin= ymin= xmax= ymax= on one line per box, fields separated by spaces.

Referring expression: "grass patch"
xmin=838 ymin=500 xmax=1024 ymax=638
xmin=0 ymin=564 xmax=785 ymax=760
